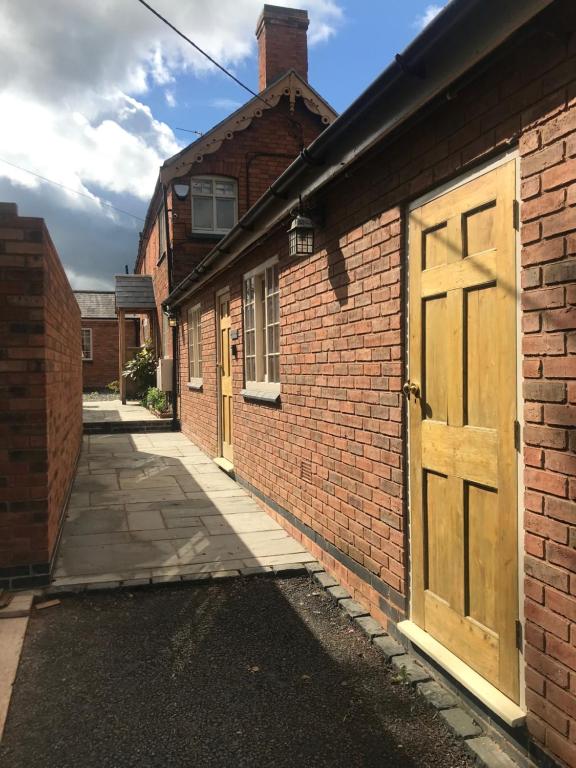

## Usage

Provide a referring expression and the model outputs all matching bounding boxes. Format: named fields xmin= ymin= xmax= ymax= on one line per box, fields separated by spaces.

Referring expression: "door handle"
xmin=402 ymin=381 xmax=420 ymax=399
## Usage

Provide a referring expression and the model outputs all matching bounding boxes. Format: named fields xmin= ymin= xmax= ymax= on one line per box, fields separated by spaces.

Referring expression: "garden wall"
xmin=0 ymin=203 xmax=83 ymax=589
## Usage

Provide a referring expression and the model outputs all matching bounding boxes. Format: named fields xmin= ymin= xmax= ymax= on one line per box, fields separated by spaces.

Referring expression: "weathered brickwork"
xmin=177 ymin=10 xmax=575 ymax=767
xmin=0 ymin=204 xmax=82 ymax=588
xmin=81 ymin=318 xmax=139 ymax=390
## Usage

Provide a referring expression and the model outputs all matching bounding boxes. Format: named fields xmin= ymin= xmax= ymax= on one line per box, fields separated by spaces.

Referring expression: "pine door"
xmin=218 ymin=293 xmax=234 ymax=464
xmin=407 ymin=160 xmax=519 ymax=701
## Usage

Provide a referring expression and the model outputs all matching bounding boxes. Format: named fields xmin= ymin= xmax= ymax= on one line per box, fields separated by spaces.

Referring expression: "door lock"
xmin=402 ymin=381 xmax=420 ymax=399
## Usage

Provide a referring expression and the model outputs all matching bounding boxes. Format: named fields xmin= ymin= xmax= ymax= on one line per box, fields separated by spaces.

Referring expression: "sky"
xmin=0 ymin=0 xmax=447 ymax=290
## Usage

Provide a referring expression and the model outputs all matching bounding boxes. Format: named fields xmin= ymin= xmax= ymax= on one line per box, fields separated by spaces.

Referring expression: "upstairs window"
xmin=187 ymin=304 xmax=203 ymax=381
xmin=191 ymin=176 xmax=237 ymax=235
xmin=243 ymin=258 xmax=280 ymax=386
xmin=81 ymin=328 xmax=93 ymax=361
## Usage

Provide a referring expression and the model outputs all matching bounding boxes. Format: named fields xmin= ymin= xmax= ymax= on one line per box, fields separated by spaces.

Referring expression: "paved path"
xmin=0 ymin=578 xmax=474 ymax=768
xmin=53 ymin=432 xmax=312 ymax=589
xmin=83 ymin=399 xmax=166 ymax=423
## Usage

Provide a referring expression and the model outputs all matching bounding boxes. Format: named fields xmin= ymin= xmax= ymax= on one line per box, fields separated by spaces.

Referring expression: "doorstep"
xmin=213 ymin=457 xmax=235 ymax=477
xmin=397 ymin=620 xmax=526 ymax=728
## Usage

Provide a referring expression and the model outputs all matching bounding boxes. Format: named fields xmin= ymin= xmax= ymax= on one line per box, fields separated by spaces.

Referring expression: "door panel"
xmin=218 ymin=293 xmax=233 ymax=464
xmin=408 ymin=160 xmax=518 ymax=701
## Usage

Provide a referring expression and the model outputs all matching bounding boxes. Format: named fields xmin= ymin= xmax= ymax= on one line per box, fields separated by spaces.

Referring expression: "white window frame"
xmin=191 ymin=175 xmax=238 ymax=235
xmin=243 ymin=256 xmax=280 ymax=394
xmin=81 ymin=328 xmax=93 ymax=361
xmin=158 ymin=205 xmax=167 ymax=261
xmin=187 ymin=303 xmax=203 ymax=386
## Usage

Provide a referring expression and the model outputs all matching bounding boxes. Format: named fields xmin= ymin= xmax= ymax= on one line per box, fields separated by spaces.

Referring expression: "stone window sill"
xmin=241 ymin=385 xmax=281 ymax=404
xmin=187 ymin=379 xmax=203 ymax=391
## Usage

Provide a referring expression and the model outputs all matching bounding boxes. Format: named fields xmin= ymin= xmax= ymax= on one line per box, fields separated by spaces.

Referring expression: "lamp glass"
xmin=288 ymin=214 xmax=314 ymax=257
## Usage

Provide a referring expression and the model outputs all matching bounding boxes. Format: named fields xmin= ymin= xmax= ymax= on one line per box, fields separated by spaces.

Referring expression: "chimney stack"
xmin=256 ymin=5 xmax=309 ymax=92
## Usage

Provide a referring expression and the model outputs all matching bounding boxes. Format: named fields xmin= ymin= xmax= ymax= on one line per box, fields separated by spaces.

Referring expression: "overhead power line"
xmin=135 ymin=0 xmax=270 ymax=109
xmin=0 ymin=157 xmax=146 ymax=222
xmin=174 ymin=127 xmax=204 ymax=136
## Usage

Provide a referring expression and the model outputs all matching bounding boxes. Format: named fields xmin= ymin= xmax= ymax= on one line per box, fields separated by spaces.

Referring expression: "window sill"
xmin=82 ymin=359 xmax=93 ymax=363
xmin=187 ymin=232 xmax=226 ymax=243
xmin=241 ymin=386 xmax=281 ymax=404
xmin=187 ymin=378 xmax=203 ymax=391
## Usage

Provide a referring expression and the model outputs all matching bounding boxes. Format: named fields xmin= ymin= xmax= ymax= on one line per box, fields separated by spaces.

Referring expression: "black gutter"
xmin=163 ymin=0 xmax=552 ymax=310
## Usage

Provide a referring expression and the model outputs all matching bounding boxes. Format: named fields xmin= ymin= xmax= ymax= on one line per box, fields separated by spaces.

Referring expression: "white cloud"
xmin=414 ymin=3 xmax=447 ymax=30
xmin=66 ymin=269 xmax=114 ymax=292
xmin=211 ymin=97 xmax=244 ymax=111
xmin=0 ymin=0 xmax=343 ymax=285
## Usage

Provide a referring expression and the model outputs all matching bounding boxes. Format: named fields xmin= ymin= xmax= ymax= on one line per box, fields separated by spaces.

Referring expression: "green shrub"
xmin=143 ymin=387 xmax=170 ymax=415
xmin=106 ymin=380 xmax=120 ymax=395
xmin=122 ymin=340 xmax=156 ymax=396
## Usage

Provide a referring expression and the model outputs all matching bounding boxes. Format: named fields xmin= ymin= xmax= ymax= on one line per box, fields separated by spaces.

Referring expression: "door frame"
xmin=402 ymin=150 xmax=526 ymax=715
xmin=215 ymin=286 xmax=232 ymax=462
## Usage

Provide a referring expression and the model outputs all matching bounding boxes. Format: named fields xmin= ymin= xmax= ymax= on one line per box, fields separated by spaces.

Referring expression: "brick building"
xmin=0 ymin=204 xmax=83 ymax=590
xmin=157 ymin=1 xmax=576 ymax=766
xmin=75 ymin=290 xmax=139 ymax=391
xmin=129 ymin=4 xmax=336 ymax=400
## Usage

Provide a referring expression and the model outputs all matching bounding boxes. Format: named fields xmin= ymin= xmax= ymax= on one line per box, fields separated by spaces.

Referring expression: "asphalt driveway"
xmin=0 ymin=577 xmax=474 ymax=768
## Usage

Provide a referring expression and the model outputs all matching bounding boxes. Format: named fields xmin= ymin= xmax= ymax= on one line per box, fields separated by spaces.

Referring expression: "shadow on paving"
xmin=56 ymin=432 xmax=311 ymax=584
xmin=0 ymin=578 xmax=474 ymax=768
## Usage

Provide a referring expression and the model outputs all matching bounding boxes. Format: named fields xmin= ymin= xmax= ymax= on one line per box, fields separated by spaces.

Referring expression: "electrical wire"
xmin=135 ymin=0 xmax=270 ymax=109
xmin=0 ymin=157 xmax=146 ymax=222
xmin=174 ymin=127 xmax=204 ymax=135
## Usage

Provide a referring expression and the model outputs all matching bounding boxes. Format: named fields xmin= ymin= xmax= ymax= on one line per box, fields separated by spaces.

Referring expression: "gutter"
xmin=164 ymin=0 xmax=552 ymax=310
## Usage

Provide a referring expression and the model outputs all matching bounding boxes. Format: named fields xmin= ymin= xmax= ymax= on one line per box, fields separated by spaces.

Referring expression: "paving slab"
xmin=440 ymin=708 xmax=482 ymax=739
xmin=0 ymin=616 xmax=28 ymax=740
xmin=53 ymin=432 xmax=311 ymax=586
xmin=417 ymin=680 xmax=459 ymax=710
xmin=339 ymin=598 xmax=369 ymax=619
xmin=83 ymin=399 xmax=166 ymax=423
xmin=0 ymin=594 xmax=33 ymax=620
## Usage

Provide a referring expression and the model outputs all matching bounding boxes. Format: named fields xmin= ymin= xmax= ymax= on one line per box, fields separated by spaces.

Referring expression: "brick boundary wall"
xmin=81 ymin=318 xmax=139 ymax=391
xmin=176 ymin=8 xmax=575 ymax=766
xmin=0 ymin=203 xmax=83 ymax=589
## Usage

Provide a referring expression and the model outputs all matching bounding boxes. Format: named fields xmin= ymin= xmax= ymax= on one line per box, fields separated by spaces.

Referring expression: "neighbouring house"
xmin=74 ymin=290 xmax=139 ymax=391
xmin=123 ymin=4 xmax=337 ymax=404
xmin=0 ymin=203 xmax=83 ymax=590
xmin=157 ymin=1 xmax=575 ymax=766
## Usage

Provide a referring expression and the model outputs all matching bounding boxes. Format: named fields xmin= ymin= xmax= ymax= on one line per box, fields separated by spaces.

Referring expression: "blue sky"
xmin=0 ymin=0 xmax=446 ymax=288
xmin=145 ymin=1 xmax=445 ymax=139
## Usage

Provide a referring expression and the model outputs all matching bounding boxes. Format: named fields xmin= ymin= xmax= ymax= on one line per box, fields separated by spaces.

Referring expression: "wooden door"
xmin=408 ymin=160 xmax=519 ymax=701
xmin=218 ymin=293 xmax=234 ymax=464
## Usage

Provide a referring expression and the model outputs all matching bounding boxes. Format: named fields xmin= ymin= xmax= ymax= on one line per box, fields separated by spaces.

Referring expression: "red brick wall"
xmin=256 ymin=6 xmax=308 ymax=91
xmin=81 ymin=318 xmax=139 ymax=390
xmin=176 ymin=8 xmax=575 ymax=766
xmin=0 ymin=204 xmax=82 ymax=588
xmin=519 ymin=79 xmax=576 ymax=768
xmin=136 ymin=97 xmax=329 ymax=360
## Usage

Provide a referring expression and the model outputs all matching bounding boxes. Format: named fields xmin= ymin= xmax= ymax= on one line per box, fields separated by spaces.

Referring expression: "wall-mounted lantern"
xmin=288 ymin=212 xmax=315 ymax=257
xmin=164 ymin=307 xmax=178 ymax=327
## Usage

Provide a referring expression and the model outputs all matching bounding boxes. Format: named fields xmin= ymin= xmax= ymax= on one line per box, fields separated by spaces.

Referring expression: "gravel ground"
xmin=0 ymin=577 xmax=475 ymax=768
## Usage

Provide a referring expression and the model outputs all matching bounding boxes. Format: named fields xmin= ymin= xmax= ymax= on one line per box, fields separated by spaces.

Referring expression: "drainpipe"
xmin=171 ymin=316 xmax=179 ymax=431
xmin=162 ymin=182 xmax=179 ymax=431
